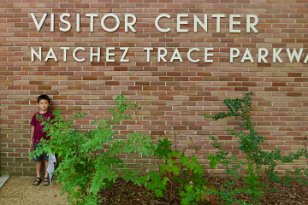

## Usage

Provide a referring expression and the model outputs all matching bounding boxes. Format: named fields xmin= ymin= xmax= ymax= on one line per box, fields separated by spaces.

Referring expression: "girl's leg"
xmin=35 ymin=161 xmax=41 ymax=177
xmin=44 ymin=160 xmax=49 ymax=178
xmin=42 ymin=160 xmax=50 ymax=186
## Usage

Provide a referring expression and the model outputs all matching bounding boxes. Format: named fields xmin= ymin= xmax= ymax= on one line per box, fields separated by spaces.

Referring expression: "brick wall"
xmin=1 ymin=0 xmax=307 ymax=176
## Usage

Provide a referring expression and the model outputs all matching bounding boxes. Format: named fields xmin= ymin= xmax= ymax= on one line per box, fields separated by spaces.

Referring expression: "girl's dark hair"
xmin=37 ymin=94 xmax=51 ymax=103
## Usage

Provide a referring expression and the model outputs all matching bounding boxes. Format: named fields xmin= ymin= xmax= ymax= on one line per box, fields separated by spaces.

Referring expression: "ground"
xmin=1 ymin=176 xmax=307 ymax=205
xmin=0 ymin=176 xmax=67 ymax=205
xmin=100 ymin=176 xmax=308 ymax=205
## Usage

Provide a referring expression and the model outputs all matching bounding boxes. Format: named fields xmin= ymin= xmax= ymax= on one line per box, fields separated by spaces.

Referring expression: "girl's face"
xmin=38 ymin=99 xmax=49 ymax=111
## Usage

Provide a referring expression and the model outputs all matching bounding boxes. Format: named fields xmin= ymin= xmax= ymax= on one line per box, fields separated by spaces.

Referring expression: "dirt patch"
xmin=206 ymin=175 xmax=308 ymax=205
xmin=260 ymin=180 xmax=308 ymax=205
xmin=0 ymin=176 xmax=67 ymax=205
xmin=99 ymin=176 xmax=308 ymax=205
xmin=99 ymin=178 xmax=213 ymax=205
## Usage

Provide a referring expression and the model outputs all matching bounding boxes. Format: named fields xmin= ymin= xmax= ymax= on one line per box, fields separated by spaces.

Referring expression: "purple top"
xmin=30 ymin=111 xmax=54 ymax=143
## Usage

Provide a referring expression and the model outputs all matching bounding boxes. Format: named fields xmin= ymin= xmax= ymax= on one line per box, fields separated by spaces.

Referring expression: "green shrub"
xmin=205 ymin=92 xmax=307 ymax=205
xmin=30 ymin=92 xmax=307 ymax=205
xmin=142 ymin=138 xmax=209 ymax=205
xmin=29 ymin=95 xmax=210 ymax=205
xmin=29 ymin=95 xmax=156 ymax=205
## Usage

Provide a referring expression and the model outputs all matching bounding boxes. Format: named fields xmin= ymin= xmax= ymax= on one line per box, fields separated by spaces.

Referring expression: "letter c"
xmin=155 ymin=14 xmax=171 ymax=33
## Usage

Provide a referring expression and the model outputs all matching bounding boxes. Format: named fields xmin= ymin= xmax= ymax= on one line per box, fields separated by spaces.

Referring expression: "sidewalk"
xmin=0 ymin=176 xmax=67 ymax=205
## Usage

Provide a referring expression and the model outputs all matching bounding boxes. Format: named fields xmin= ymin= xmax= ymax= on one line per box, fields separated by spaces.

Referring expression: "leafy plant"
xmin=29 ymin=95 xmax=156 ymax=205
xmin=142 ymin=138 xmax=210 ymax=205
xmin=205 ymin=92 xmax=307 ymax=204
xmin=29 ymin=95 xmax=213 ymax=205
xmin=207 ymin=136 xmax=248 ymax=205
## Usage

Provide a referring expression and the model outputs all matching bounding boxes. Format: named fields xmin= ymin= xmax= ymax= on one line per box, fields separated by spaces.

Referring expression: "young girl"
xmin=30 ymin=94 xmax=54 ymax=186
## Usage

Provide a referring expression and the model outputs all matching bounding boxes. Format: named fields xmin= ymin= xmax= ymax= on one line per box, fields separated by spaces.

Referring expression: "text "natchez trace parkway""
xmin=30 ymin=47 xmax=308 ymax=64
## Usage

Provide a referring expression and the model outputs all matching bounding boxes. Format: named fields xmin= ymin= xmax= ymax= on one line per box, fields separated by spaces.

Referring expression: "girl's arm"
xmin=30 ymin=125 xmax=34 ymax=148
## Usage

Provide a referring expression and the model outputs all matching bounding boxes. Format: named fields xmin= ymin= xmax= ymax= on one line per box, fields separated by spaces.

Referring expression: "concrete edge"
xmin=0 ymin=175 xmax=10 ymax=189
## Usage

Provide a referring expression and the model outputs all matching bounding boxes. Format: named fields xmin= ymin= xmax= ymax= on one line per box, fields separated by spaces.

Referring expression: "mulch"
xmin=99 ymin=176 xmax=308 ymax=205
xmin=260 ymin=180 xmax=308 ymax=205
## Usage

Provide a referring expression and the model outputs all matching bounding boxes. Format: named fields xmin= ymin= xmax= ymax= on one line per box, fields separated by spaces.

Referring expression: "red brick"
xmin=1 ymin=0 xmax=307 ymax=176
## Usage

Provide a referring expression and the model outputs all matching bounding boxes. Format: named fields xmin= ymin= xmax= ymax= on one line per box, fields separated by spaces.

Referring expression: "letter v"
xmin=30 ymin=13 xmax=48 ymax=31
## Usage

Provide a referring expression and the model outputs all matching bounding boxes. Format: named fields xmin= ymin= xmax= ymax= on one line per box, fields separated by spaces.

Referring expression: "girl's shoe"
xmin=32 ymin=177 xmax=41 ymax=186
xmin=42 ymin=177 xmax=50 ymax=186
